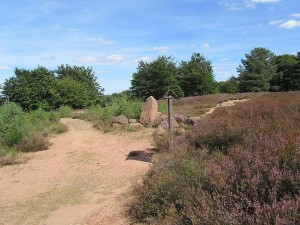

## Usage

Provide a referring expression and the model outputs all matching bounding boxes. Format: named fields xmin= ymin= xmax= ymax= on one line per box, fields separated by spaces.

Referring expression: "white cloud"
xmin=203 ymin=43 xmax=211 ymax=48
xmin=79 ymin=56 xmax=98 ymax=63
xmin=99 ymin=38 xmax=114 ymax=45
xmin=106 ymin=54 xmax=124 ymax=62
xmin=0 ymin=66 xmax=11 ymax=71
xmin=152 ymin=46 xmax=170 ymax=53
xmin=268 ymin=20 xmax=283 ymax=25
xmin=222 ymin=2 xmax=243 ymax=11
xmin=222 ymin=0 xmax=280 ymax=10
xmin=250 ymin=0 xmax=280 ymax=3
xmin=279 ymin=20 xmax=300 ymax=29
xmin=291 ymin=13 xmax=300 ymax=18
xmin=132 ymin=57 xmax=151 ymax=63
xmin=221 ymin=57 xmax=229 ymax=61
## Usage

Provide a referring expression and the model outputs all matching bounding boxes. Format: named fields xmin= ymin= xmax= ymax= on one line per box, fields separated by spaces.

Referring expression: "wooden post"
xmin=167 ymin=95 xmax=174 ymax=150
xmin=162 ymin=90 xmax=178 ymax=151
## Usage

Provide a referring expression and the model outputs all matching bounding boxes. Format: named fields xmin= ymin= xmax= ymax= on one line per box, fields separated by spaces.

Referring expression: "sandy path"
xmin=0 ymin=118 xmax=154 ymax=225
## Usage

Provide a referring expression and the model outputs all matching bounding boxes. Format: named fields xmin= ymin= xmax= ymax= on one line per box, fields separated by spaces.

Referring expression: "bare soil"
xmin=0 ymin=118 xmax=154 ymax=225
xmin=203 ymin=98 xmax=250 ymax=116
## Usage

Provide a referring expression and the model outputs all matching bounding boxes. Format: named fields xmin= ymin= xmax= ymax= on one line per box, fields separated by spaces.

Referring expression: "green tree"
xmin=237 ymin=47 xmax=277 ymax=92
xmin=131 ymin=56 xmax=183 ymax=99
xmin=2 ymin=67 xmax=60 ymax=110
xmin=57 ymin=77 xmax=90 ymax=108
xmin=178 ymin=53 xmax=217 ymax=96
xmin=275 ymin=54 xmax=298 ymax=91
xmin=219 ymin=76 xmax=239 ymax=93
xmin=56 ymin=65 xmax=104 ymax=105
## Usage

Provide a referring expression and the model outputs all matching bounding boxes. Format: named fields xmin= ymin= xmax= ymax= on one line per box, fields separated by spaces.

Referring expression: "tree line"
xmin=131 ymin=48 xmax=300 ymax=99
xmin=1 ymin=65 xmax=104 ymax=110
xmin=131 ymin=53 xmax=217 ymax=99
xmin=1 ymin=47 xmax=299 ymax=111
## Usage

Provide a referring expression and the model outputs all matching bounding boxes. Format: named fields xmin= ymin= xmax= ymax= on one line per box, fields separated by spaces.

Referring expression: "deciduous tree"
xmin=131 ymin=56 xmax=183 ymax=99
xmin=2 ymin=67 xmax=60 ymax=110
xmin=178 ymin=53 xmax=217 ymax=96
xmin=56 ymin=64 xmax=104 ymax=105
xmin=219 ymin=76 xmax=239 ymax=93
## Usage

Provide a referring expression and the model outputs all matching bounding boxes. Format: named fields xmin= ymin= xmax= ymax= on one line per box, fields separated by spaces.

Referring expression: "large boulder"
xmin=140 ymin=96 xmax=161 ymax=127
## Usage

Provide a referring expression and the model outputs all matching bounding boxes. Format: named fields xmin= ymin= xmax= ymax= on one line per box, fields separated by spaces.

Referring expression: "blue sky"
xmin=0 ymin=0 xmax=299 ymax=94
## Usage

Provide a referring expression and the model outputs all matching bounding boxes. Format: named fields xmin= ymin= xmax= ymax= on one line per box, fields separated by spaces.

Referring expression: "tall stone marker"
xmin=140 ymin=96 xmax=160 ymax=127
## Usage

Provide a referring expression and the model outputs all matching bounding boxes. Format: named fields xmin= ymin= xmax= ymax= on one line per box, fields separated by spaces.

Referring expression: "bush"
xmin=0 ymin=102 xmax=29 ymax=146
xmin=50 ymin=122 xmax=68 ymax=134
xmin=110 ymin=97 xmax=142 ymax=119
xmin=0 ymin=148 xmax=19 ymax=166
xmin=130 ymin=92 xmax=300 ymax=224
xmin=18 ymin=132 xmax=50 ymax=152
xmin=58 ymin=105 xmax=73 ymax=118
xmin=77 ymin=96 xmax=143 ymax=131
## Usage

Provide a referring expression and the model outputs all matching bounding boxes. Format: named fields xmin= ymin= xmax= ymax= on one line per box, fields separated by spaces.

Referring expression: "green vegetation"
xmin=178 ymin=53 xmax=217 ymax=96
xmin=237 ymin=47 xmax=277 ymax=92
xmin=131 ymin=56 xmax=184 ymax=100
xmin=0 ymin=102 xmax=68 ymax=166
xmin=58 ymin=106 xmax=73 ymax=118
xmin=2 ymin=65 xmax=103 ymax=111
xmin=219 ymin=76 xmax=239 ymax=94
xmin=131 ymin=53 xmax=218 ymax=100
xmin=130 ymin=92 xmax=300 ymax=224
xmin=76 ymin=96 xmax=143 ymax=131
xmin=130 ymin=49 xmax=300 ymax=100
xmin=235 ymin=48 xmax=300 ymax=93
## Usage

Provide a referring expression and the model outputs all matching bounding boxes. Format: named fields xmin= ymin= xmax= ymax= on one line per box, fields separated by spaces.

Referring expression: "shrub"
xmin=50 ymin=122 xmax=68 ymax=134
xmin=158 ymin=101 xmax=168 ymax=114
xmin=0 ymin=102 xmax=29 ymax=146
xmin=48 ymin=111 xmax=60 ymax=122
xmin=58 ymin=105 xmax=73 ymax=118
xmin=18 ymin=132 xmax=50 ymax=152
xmin=77 ymin=96 xmax=143 ymax=131
xmin=0 ymin=148 xmax=19 ymax=166
xmin=110 ymin=97 xmax=142 ymax=119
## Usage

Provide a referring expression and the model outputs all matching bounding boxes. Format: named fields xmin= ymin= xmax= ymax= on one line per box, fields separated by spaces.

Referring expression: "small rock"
xmin=155 ymin=125 xmax=167 ymax=136
xmin=112 ymin=123 xmax=122 ymax=128
xmin=129 ymin=123 xmax=144 ymax=129
xmin=174 ymin=114 xmax=188 ymax=124
xmin=186 ymin=117 xmax=204 ymax=126
xmin=159 ymin=118 xmax=179 ymax=129
xmin=174 ymin=127 xmax=186 ymax=135
xmin=113 ymin=115 xmax=129 ymax=125
xmin=128 ymin=119 xmax=137 ymax=124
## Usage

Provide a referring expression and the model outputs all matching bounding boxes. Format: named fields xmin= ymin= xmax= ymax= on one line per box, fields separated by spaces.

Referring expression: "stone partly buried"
xmin=112 ymin=96 xmax=195 ymax=135
xmin=112 ymin=115 xmax=144 ymax=129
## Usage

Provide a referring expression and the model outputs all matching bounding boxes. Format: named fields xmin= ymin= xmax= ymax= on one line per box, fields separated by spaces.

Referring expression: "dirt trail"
xmin=204 ymin=98 xmax=250 ymax=116
xmin=188 ymin=98 xmax=250 ymax=121
xmin=0 ymin=118 xmax=154 ymax=225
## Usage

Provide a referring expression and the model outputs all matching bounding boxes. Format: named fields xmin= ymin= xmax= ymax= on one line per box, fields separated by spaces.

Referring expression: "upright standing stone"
xmin=140 ymin=96 xmax=161 ymax=127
